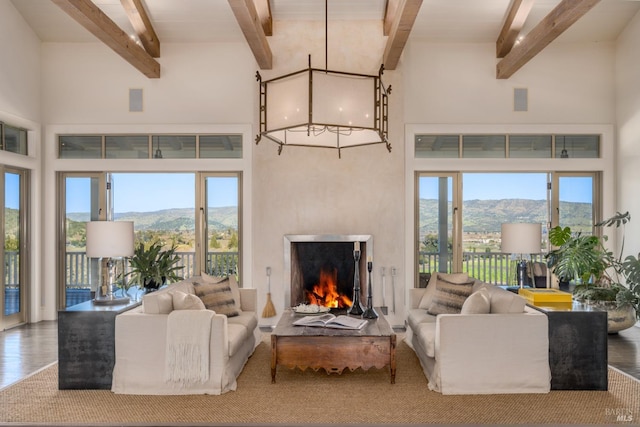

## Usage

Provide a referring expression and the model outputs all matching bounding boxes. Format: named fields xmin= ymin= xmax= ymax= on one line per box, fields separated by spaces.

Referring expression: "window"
xmin=414 ymin=133 xmax=600 ymax=159
xmin=462 ymin=135 xmax=506 ymax=158
xmin=59 ymin=135 xmax=102 ymax=159
xmin=59 ymin=134 xmax=243 ymax=159
xmin=0 ymin=122 xmax=28 ymax=155
xmin=509 ymin=135 xmax=552 ymax=158
xmin=415 ymin=172 xmax=600 ymax=286
xmin=555 ymin=135 xmax=599 ymax=159
xmin=105 ymin=136 xmax=149 ymax=159
xmin=59 ymin=172 xmax=241 ymax=307
xmin=415 ymin=135 xmax=459 ymax=158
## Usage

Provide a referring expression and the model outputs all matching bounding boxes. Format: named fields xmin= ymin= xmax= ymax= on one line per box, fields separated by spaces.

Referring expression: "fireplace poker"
xmin=391 ymin=267 xmax=397 ymax=314
xmin=380 ymin=267 xmax=388 ymax=315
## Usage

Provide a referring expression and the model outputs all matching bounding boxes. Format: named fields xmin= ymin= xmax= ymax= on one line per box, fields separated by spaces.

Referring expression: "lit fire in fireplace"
xmin=306 ymin=267 xmax=352 ymax=308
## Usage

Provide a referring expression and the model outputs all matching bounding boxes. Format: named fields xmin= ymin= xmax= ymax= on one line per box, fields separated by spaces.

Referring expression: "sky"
xmin=65 ymin=173 xmax=238 ymax=213
xmin=419 ymin=173 xmax=593 ymax=203
xmin=5 ymin=172 xmax=20 ymax=209
xmin=62 ymin=172 xmax=592 ymax=213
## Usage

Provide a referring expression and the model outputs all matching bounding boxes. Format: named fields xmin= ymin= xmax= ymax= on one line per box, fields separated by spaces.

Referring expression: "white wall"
xmin=0 ymin=1 xmax=41 ymax=122
xmin=0 ymin=0 xmax=43 ymax=325
xmin=404 ymin=41 xmax=615 ymax=124
xmin=253 ymin=21 xmax=406 ymax=327
xmin=616 ymin=11 xmax=640 ymax=259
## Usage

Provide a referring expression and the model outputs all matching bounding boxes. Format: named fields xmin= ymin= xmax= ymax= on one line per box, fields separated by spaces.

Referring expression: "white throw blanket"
xmin=164 ymin=309 xmax=215 ymax=386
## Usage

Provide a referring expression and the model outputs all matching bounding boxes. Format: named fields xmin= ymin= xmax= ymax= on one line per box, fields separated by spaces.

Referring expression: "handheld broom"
xmin=261 ymin=266 xmax=277 ymax=318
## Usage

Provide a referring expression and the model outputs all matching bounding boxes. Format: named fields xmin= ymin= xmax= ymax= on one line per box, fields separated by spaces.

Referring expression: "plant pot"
xmin=143 ymin=277 xmax=166 ymax=293
xmin=589 ymin=301 xmax=637 ymax=334
xmin=558 ymin=280 xmax=577 ymax=293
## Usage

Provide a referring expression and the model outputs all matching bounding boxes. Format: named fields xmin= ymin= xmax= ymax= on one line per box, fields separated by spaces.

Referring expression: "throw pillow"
xmin=419 ymin=272 xmax=471 ymax=310
xmin=427 ymin=274 xmax=474 ymax=315
xmin=171 ymin=290 xmax=206 ymax=311
xmin=460 ymin=287 xmax=491 ymax=314
xmin=142 ymin=292 xmax=173 ymax=314
xmin=193 ymin=279 xmax=239 ymax=317
xmin=490 ymin=289 xmax=527 ymax=314
xmin=201 ymin=271 xmax=242 ymax=312
xmin=418 ymin=272 xmax=438 ymax=310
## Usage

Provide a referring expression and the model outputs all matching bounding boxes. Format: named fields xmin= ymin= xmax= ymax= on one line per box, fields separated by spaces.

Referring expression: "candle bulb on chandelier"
xmin=354 ymin=241 xmax=360 ymax=252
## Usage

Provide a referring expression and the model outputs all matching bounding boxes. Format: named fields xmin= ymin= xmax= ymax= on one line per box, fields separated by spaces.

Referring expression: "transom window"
xmin=0 ymin=122 xmax=28 ymax=156
xmin=415 ymin=134 xmax=599 ymax=159
xmin=58 ymin=134 xmax=242 ymax=159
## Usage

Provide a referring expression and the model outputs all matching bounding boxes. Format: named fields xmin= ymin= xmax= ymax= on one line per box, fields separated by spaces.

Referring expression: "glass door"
xmin=201 ymin=174 xmax=240 ymax=279
xmin=59 ymin=173 xmax=106 ymax=308
xmin=416 ymin=173 xmax=461 ymax=286
xmin=2 ymin=168 xmax=28 ymax=328
xmin=461 ymin=173 xmax=548 ymax=285
xmin=551 ymin=173 xmax=598 ymax=234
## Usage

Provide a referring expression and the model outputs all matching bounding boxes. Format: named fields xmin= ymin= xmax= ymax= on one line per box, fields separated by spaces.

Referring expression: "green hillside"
xmin=66 ymin=207 xmax=238 ymax=232
xmin=418 ymin=199 xmax=593 ymax=234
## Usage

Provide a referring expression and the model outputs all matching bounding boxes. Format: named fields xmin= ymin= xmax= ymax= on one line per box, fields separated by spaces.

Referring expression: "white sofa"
xmin=406 ymin=274 xmax=551 ymax=395
xmin=111 ymin=277 xmax=261 ymax=395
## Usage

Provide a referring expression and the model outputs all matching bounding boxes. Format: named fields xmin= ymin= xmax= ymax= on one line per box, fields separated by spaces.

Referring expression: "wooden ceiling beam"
xmin=497 ymin=0 xmax=601 ymax=79
xmin=120 ymin=0 xmax=160 ymax=58
xmin=383 ymin=0 xmax=422 ymax=70
xmin=228 ymin=0 xmax=273 ymax=69
xmin=51 ymin=0 xmax=160 ymax=78
xmin=383 ymin=0 xmax=399 ymax=36
xmin=496 ymin=0 xmax=534 ymax=58
xmin=253 ymin=0 xmax=272 ymax=37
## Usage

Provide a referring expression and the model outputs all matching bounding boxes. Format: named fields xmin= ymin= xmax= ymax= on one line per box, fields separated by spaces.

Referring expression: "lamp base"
xmin=516 ymin=260 xmax=528 ymax=288
xmin=93 ymin=295 xmax=130 ymax=305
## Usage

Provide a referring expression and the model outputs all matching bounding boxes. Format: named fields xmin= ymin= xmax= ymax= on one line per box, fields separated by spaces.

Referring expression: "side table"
xmin=58 ymin=299 xmax=140 ymax=389
xmin=531 ymin=302 xmax=608 ymax=390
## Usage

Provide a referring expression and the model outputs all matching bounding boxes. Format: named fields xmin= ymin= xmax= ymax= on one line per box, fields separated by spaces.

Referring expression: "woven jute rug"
xmin=1 ymin=333 xmax=639 ymax=426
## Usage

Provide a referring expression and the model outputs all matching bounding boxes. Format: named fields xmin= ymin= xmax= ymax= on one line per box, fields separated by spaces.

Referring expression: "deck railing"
xmin=63 ymin=251 xmax=239 ymax=290
xmin=418 ymin=251 xmax=546 ymax=285
xmin=5 ymin=250 xmax=547 ymax=310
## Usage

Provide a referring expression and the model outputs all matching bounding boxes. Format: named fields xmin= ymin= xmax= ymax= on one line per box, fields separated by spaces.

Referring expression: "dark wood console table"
xmin=58 ymin=299 xmax=140 ymax=389
xmin=531 ymin=302 xmax=608 ymax=390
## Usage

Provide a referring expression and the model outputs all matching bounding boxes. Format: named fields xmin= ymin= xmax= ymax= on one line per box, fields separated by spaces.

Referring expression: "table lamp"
xmin=86 ymin=221 xmax=135 ymax=305
xmin=501 ymin=223 xmax=542 ymax=288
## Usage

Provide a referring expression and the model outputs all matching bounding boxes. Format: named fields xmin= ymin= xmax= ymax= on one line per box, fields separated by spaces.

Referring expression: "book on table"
xmin=292 ymin=313 xmax=367 ymax=330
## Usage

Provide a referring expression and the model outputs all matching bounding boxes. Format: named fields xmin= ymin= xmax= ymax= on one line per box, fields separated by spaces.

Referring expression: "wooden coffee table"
xmin=271 ymin=308 xmax=396 ymax=384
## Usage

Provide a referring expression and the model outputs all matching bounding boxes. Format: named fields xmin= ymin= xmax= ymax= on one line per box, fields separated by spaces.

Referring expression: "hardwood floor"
xmin=0 ymin=321 xmax=58 ymax=389
xmin=0 ymin=321 xmax=639 ymax=390
xmin=607 ymin=325 xmax=640 ymax=380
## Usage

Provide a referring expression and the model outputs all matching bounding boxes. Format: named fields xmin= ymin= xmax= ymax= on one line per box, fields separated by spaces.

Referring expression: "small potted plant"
xmin=126 ymin=240 xmax=184 ymax=292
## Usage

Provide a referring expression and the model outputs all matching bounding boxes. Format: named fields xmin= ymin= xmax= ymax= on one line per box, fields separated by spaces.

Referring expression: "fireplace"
xmin=284 ymin=234 xmax=372 ymax=308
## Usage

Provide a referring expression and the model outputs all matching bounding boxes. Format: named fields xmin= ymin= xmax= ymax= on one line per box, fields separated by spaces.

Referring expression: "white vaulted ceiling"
xmin=8 ymin=0 xmax=640 ymax=78
xmin=11 ymin=0 xmax=640 ymax=44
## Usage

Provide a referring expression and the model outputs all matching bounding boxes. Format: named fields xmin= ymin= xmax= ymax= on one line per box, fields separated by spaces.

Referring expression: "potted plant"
xmin=126 ymin=240 xmax=184 ymax=292
xmin=546 ymin=211 xmax=639 ymax=332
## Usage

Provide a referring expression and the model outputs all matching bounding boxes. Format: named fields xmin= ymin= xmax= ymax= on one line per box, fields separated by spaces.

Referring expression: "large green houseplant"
xmin=546 ymin=211 xmax=639 ymax=331
xmin=126 ymin=240 xmax=184 ymax=291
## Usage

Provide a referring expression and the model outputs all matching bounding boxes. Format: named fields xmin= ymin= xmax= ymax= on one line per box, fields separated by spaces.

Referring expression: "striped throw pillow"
xmin=427 ymin=274 xmax=474 ymax=315
xmin=193 ymin=278 xmax=239 ymax=317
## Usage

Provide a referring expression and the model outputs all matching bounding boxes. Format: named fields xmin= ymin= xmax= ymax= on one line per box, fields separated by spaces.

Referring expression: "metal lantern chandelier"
xmin=255 ymin=1 xmax=391 ymax=158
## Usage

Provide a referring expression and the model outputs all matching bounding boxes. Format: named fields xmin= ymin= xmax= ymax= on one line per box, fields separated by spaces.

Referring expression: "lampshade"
xmin=86 ymin=221 xmax=134 ymax=258
xmin=501 ymin=223 xmax=542 ymax=254
xmin=256 ymin=62 xmax=391 ymax=158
